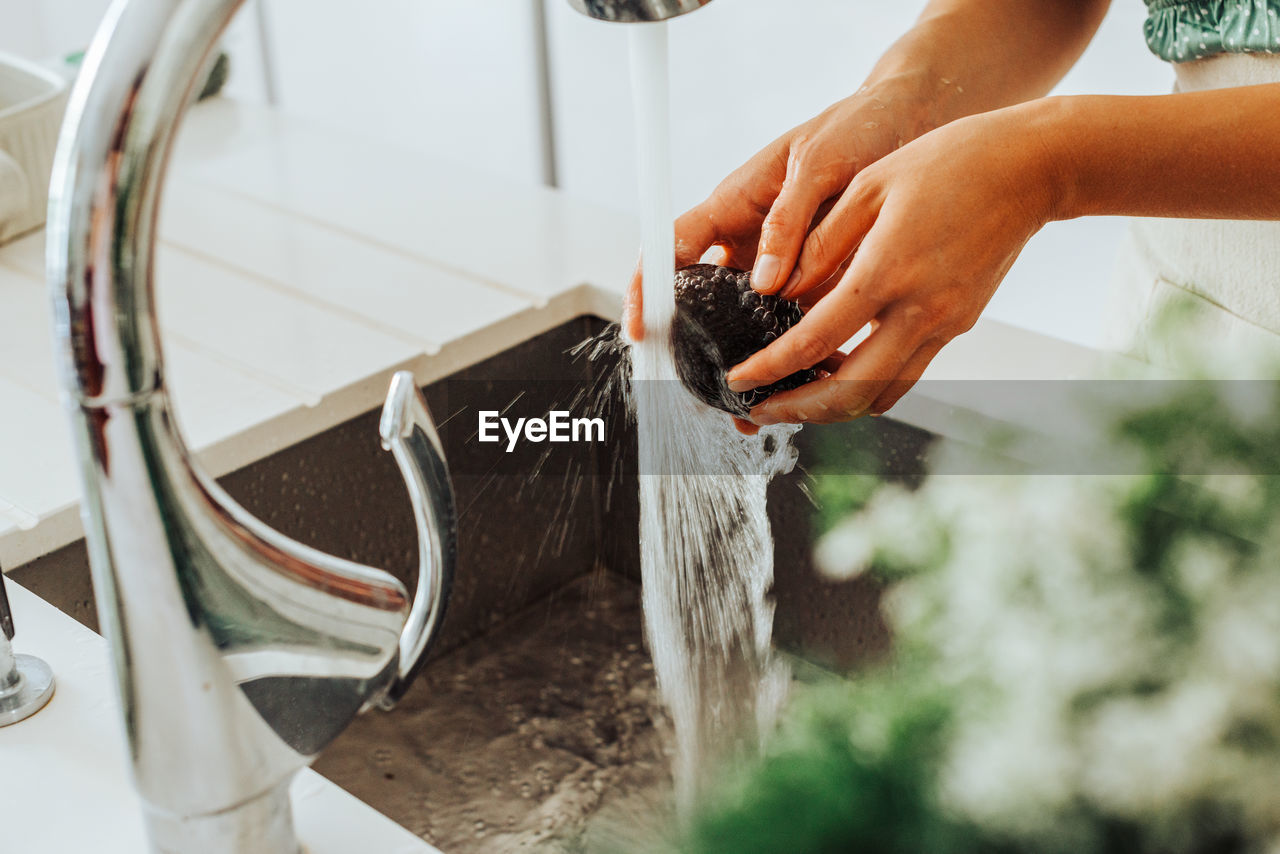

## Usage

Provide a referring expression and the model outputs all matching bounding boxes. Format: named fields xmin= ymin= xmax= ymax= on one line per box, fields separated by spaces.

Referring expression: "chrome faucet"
xmin=566 ymin=0 xmax=712 ymax=22
xmin=46 ymin=1 xmax=456 ymax=852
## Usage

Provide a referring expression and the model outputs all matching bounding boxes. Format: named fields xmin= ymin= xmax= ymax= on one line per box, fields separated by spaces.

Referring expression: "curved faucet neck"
xmin=51 ymin=0 xmax=225 ymax=408
xmin=47 ymin=1 xmax=458 ymax=851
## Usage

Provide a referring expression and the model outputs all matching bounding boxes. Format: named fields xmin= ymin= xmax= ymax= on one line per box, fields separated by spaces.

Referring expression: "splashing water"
xmin=633 ymin=351 xmax=798 ymax=810
xmin=627 ymin=24 xmax=798 ymax=812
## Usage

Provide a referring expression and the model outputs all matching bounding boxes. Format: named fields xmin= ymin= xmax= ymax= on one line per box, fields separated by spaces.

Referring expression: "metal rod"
xmin=0 ymin=570 xmax=15 ymax=686
xmin=0 ymin=633 xmax=17 ymax=690
xmin=0 ymin=569 xmax=13 ymax=641
xmin=253 ymin=0 xmax=280 ymax=106
xmin=531 ymin=0 xmax=559 ymax=188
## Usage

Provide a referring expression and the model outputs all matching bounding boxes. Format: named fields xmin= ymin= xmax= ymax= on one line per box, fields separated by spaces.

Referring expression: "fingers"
xmin=678 ymin=147 xmax=786 ymax=270
xmin=625 ymin=202 xmax=736 ymax=342
xmin=713 ymin=238 xmax=759 ymax=272
xmin=726 ymin=250 xmax=886 ymax=393
xmin=816 ymin=351 xmax=847 ymax=375
xmin=623 ymin=263 xmax=644 ymax=342
xmin=622 ymin=141 xmax=795 ymax=342
xmin=869 ymin=338 xmax=944 ymax=415
xmin=725 ymin=353 xmax=842 ymax=435
xmin=747 ymin=311 xmax=922 ymax=425
xmin=747 ymin=333 xmax=947 ymax=426
xmin=796 ymin=263 xmax=845 ymax=309
xmin=751 ymin=175 xmax=832 ymax=295
xmin=672 ymin=204 xmax=725 ymax=269
xmin=778 ymin=176 xmax=881 ymax=301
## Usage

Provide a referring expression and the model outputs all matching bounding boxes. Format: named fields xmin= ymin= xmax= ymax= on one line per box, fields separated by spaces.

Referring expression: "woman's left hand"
xmin=726 ymin=101 xmax=1064 ymax=425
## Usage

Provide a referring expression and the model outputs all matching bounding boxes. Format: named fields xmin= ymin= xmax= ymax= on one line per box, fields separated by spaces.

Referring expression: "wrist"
xmin=995 ymin=95 xmax=1086 ymax=225
xmin=1021 ymin=95 xmax=1093 ymax=222
xmin=856 ymin=69 xmax=954 ymax=144
xmin=860 ymin=11 xmax=1008 ymax=135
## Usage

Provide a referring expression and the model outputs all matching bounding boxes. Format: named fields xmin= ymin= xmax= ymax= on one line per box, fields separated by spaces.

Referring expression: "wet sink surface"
xmin=315 ymin=570 xmax=672 ymax=853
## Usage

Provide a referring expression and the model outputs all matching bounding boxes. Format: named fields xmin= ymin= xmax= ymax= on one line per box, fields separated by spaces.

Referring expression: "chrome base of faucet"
xmin=143 ymin=778 xmax=299 ymax=854
xmin=0 ymin=653 xmax=55 ymax=727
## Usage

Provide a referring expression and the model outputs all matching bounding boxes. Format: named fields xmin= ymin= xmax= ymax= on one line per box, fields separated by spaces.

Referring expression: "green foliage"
xmin=680 ymin=312 xmax=1280 ymax=854
xmin=801 ymin=417 xmax=920 ymax=538
xmin=684 ymin=675 xmax=1005 ymax=854
xmin=808 ymin=474 xmax=882 ymax=539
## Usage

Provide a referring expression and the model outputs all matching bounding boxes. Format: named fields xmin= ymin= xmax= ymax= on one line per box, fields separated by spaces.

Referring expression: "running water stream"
xmin=627 ymin=24 xmax=798 ymax=813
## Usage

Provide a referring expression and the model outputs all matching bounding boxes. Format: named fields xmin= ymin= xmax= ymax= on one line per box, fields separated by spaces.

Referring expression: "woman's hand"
xmin=726 ymin=101 xmax=1063 ymax=424
xmin=622 ymin=80 xmax=936 ymax=342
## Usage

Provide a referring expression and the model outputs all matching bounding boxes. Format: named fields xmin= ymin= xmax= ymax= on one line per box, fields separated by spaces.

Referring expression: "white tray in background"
xmin=0 ymin=52 xmax=67 ymax=245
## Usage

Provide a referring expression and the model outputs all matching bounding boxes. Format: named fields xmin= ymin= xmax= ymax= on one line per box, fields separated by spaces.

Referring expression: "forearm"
xmin=1037 ymin=85 xmax=1280 ymax=221
xmin=862 ymin=0 xmax=1110 ymax=136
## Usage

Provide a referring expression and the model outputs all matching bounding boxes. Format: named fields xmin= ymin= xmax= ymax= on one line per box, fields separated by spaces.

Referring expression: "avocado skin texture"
xmin=671 ymin=264 xmax=817 ymax=416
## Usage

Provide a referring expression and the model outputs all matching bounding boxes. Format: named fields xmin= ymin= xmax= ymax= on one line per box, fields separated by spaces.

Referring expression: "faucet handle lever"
xmin=376 ymin=371 xmax=457 ymax=708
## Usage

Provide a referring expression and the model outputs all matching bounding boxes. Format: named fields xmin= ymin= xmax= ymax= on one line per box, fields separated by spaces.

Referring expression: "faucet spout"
xmin=566 ymin=0 xmax=712 ymax=23
xmin=46 ymin=1 xmax=457 ymax=851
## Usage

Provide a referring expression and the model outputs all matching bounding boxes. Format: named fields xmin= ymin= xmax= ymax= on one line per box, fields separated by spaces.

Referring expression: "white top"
xmin=1106 ymin=53 xmax=1280 ymax=360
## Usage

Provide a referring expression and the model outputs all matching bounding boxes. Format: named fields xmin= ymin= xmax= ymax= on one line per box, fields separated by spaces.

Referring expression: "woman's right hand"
xmin=623 ymin=80 xmax=934 ymax=342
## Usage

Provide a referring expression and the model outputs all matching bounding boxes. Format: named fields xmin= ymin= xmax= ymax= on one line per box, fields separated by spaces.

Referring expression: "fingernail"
xmin=778 ymin=267 xmax=802 ymax=298
xmin=751 ymin=409 xmax=779 ymax=426
xmin=726 ymin=376 xmax=759 ymax=393
xmin=849 ymin=403 xmax=871 ymax=419
xmin=751 ymin=254 xmax=781 ymax=292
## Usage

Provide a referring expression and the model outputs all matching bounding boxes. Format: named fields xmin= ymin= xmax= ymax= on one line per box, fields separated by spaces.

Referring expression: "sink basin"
xmin=12 ymin=315 xmax=942 ymax=850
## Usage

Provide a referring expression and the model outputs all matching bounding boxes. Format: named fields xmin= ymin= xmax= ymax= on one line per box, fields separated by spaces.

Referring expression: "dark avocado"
xmin=671 ymin=264 xmax=817 ymax=415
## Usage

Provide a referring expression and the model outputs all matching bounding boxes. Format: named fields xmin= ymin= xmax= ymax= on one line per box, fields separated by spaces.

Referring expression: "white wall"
xmin=0 ymin=0 xmax=276 ymax=104
xmin=548 ymin=0 xmax=1172 ymax=214
xmin=259 ymin=0 xmax=547 ymax=186
xmin=0 ymin=0 xmax=112 ymax=62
